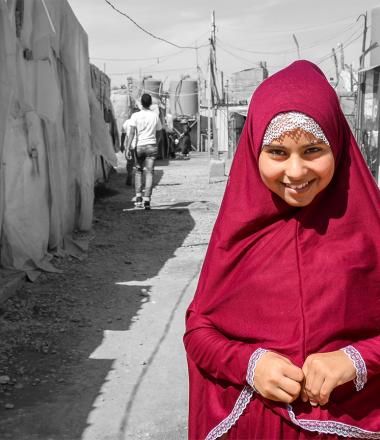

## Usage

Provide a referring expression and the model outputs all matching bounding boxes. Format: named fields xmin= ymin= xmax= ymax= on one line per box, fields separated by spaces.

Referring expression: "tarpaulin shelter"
xmin=111 ymin=88 xmax=136 ymax=136
xmin=0 ymin=0 xmax=117 ymax=276
xmin=90 ymin=64 xmax=119 ymax=184
xmin=357 ymin=64 xmax=380 ymax=184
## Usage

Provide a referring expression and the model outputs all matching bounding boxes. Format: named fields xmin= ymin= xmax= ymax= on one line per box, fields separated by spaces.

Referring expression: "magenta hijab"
xmin=184 ymin=61 xmax=380 ymax=439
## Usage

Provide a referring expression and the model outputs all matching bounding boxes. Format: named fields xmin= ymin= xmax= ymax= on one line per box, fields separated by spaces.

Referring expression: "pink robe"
xmin=184 ymin=61 xmax=380 ymax=440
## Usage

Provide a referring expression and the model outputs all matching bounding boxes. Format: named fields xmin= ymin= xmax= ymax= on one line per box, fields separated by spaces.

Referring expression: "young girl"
xmin=184 ymin=61 xmax=380 ymax=439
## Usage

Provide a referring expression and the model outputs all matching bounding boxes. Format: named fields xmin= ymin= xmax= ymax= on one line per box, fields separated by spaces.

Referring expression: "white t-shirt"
xmin=129 ymin=108 xmax=162 ymax=147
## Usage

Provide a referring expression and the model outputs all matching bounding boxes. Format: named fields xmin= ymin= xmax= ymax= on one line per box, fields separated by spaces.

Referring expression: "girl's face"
xmin=258 ymin=130 xmax=335 ymax=207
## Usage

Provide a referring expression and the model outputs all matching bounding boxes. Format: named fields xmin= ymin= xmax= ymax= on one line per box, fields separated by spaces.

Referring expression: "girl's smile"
xmin=281 ymin=179 xmax=316 ymax=192
xmin=258 ymin=130 xmax=335 ymax=207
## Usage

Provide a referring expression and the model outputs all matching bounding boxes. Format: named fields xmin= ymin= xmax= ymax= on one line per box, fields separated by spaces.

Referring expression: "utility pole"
xmin=292 ymin=34 xmax=300 ymax=59
xmin=337 ymin=42 xmax=344 ymax=72
xmin=207 ymin=64 xmax=211 ymax=157
xmin=355 ymin=12 xmax=368 ymax=145
xmin=226 ymin=79 xmax=231 ymax=159
xmin=195 ymin=42 xmax=201 ymax=152
xmin=221 ymin=71 xmax=225 ymax=103
xmin=209 ymin=10 xmax=219 ymax=160
xmin=211 ymin=10 xmax=217 ymax=69
xmin=332 ymin=48 xmax=339 ymax=87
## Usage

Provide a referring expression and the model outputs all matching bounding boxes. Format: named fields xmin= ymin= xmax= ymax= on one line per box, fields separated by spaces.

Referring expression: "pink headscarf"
xmin=184 ymin=61 xmax=380 ymax=439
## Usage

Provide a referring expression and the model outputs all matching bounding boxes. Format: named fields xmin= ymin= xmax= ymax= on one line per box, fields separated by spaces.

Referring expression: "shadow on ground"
xmin=0 ymin=165 xmax=198 ymax=440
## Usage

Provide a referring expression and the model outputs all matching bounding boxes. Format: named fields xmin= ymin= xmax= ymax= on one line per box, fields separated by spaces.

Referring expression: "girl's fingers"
xmin=283 ymin=363 xmax=304 ymax=383
xmin=305 ymin=370 xmax=325 ymax=403
xmin=300 ymin=365 xmax=309 ymax=402
xmin=278 ymin=377 xmax=302 ymax=400
xmin=268 ymin=387 xmax=299 ymax=404
xmin=300 ymin=380 xmax=308 ymax=402
xmin=318 ymin=377 xmax=335 ymax=406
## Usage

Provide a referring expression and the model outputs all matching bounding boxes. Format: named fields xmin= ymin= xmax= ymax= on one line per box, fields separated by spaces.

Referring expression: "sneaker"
xmin=144 ymin=200 xmax=151 ymax=210
xmin=134 ymin=196 xmax=144 ymax=209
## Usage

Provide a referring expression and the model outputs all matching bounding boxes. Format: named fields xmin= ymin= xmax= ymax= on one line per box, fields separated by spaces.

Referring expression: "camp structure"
xmin=90 ymin=64 xmax=119 ymax=185
xmin=0 ymin=0 xmax=117 ymax=277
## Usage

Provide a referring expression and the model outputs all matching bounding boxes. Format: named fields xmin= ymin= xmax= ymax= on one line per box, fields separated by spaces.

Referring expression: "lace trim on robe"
xmin=246 ymin=348 xmax=268 ymax=391
xmin=287 ymin=405 xmax=380 ymax=439
xmin=205 ymin=348 xmax=267 ymax=440
xmin=340 ymin=345 xmax=368 ymax=391
xmin=205 ymin=346 xmax=374 ymax=440
xmin=204 ymin=386 xmax=254 ymax=440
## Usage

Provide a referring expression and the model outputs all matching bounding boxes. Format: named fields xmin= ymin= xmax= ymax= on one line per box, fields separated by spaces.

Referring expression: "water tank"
xmin=143 ymin=79 xmax=162 ymax=100
xmin=370 ymin=7 xmax=380 ymax=66
xmin=169 ymin=79 xmax=198 ymax=117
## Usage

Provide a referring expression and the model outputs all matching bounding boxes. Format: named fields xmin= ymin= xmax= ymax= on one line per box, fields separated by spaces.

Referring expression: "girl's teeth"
xmin=286 ymin=182 xmax=309 ymax=189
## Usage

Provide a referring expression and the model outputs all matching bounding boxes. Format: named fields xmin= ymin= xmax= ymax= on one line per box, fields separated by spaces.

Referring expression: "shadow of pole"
xmin=118 ymin=263 xmax=201 ymax=439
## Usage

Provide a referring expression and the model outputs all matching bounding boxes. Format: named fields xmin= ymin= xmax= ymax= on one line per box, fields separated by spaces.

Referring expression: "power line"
xmin=217 ymin=36 xmax=292 ymax=55
xmin=107 ymin=66 xmax=197 ymax=76
xmin=217 ymin=21 xmax=360 ymax=57
xmin=217 ymin=44 xmax=262 ymax=67
xmin=91 ymin=52 xmax=184 ymax=62
xmin=252 ymin=15 xmax=361 ymax=35
xmin=103 ymin=0 xmax=206 ymax=50
xmin=316 ymin=31 xmax=363 ymax=66
xmin=90 ymin=41 xmax=208 ymax=63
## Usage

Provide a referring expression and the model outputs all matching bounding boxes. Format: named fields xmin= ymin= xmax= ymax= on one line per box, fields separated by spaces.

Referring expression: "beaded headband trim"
xmin=262 ymin=112 xmax=329 ymax=147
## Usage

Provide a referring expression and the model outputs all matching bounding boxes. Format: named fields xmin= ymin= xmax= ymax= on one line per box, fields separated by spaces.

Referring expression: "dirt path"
xmin=0 ymin=153 xmax=227 ymax=440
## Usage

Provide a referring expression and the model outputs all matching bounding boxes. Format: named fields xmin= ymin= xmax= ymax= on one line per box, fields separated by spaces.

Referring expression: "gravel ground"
xmin=0 ymin=152 xmax=227 ymax=440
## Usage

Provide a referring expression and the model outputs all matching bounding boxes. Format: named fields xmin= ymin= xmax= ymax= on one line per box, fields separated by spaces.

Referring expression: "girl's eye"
xmin=268 ymin=149 xmax=286 ymax=157
xmin=305 ymin=147 xmax=322 ymax=154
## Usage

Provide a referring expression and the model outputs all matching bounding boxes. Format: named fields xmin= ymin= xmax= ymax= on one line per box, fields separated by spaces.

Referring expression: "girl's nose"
xmin=285 ymin=156 xmax=307 ymax=180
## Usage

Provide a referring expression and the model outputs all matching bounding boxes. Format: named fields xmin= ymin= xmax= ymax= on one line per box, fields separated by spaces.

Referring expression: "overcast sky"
xmin=68 ymin=0 xmax=380 ymax=88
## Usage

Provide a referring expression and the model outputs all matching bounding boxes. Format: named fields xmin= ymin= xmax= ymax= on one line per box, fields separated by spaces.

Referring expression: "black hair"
xmin=141 ymin=93 xmax=152 ymax=109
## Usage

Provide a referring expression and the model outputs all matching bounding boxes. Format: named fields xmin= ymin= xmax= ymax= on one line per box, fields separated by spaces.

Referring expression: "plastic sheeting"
xmin=0 ymin=0 xmax=117 ymax=273
xmin=90 ymin=64 xmax=119 ymax=184
xmin=111 ymin=89 xmax=135 ymax=135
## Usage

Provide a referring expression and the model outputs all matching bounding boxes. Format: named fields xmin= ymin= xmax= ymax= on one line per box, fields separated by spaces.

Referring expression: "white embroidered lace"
xmin=246 ymin=348 xmax=268 ymax=391
xmin=262 ymin=112 xmax=329 ymax=146
xmin=340 ymin=345 xmax=368 ymax=391
xmin=205 ymin=348 xmax=267 ymax=440
xmin=287 ymin=405 xmax=380 ymax=439
xmin=204 ymin=386 xmax=254 ymax=440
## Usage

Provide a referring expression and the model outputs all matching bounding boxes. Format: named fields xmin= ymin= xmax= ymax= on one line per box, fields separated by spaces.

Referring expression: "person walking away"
xmin=184 ymin=60 xmax=380 ymax=439
xmin=126 ymin=94 xmax=162 ymax=210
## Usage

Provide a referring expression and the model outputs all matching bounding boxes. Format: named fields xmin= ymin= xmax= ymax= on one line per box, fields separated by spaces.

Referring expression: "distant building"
xmin=229 ymin=65 xmax=267 ymax=105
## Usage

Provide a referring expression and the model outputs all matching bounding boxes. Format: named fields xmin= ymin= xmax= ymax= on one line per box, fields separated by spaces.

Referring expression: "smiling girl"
xmin=184 ymin=61 xmax=380 ymax=439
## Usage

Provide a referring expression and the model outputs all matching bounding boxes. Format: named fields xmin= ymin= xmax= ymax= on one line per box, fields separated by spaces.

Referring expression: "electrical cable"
xmin=103 ymin=0 xmax=207 ymax=50
xmin=216 ymin=21 xmax=360 ymax=57
xmin=107 ymin=66 xmax=197 ymax=76
xmin=217 ymin=44 xmax=262 ymax=68
xmin=91 ymin=49 xmax=187 ymax=62
xmin=317 ymin=28 xmax=363 ymax=63
xmin=91 ymin=33 xmax=210 ymax=63
xmin=236 ymin=14 xmax=363 ymax=36
xmin=316 ymin=31 xmax=363 ymax=66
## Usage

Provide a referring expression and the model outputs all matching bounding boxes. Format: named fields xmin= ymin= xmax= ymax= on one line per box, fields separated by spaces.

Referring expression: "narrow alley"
xmin=0 ymin=154 xmax=227 ymax=440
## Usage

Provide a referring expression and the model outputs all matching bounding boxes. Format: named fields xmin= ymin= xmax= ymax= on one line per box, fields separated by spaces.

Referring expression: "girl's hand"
xmin=301 ymin=351 xmax=357 ymax=406
xmin=253 ymin=351 xmax=304 ymax=403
